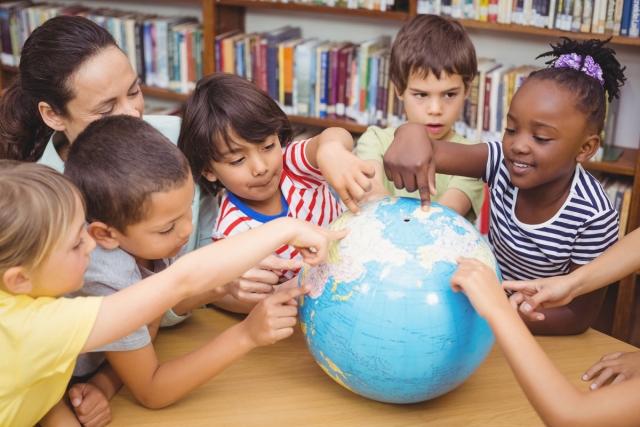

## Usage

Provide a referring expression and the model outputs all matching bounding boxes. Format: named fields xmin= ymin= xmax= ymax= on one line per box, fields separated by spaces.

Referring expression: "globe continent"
xmin=299 ymin=197 xmax=499 ymax=404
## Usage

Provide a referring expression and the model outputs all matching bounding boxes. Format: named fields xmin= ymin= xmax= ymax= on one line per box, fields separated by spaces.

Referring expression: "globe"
xmin=298 ymin=197 xmax=499 ymax=404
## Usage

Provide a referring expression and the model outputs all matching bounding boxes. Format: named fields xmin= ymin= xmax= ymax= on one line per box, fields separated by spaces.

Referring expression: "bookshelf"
xmin=0 ymin=0 xmax=639 ymax=341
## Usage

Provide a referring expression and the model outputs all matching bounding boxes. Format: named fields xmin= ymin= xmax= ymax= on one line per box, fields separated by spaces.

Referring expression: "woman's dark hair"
xmin=527 ymin=37 xmax=626 ymax=134
xmin=178 ymin=73 xmax=294 ymax=194
xmin=0 ymin=16 xmax=118 ymax=162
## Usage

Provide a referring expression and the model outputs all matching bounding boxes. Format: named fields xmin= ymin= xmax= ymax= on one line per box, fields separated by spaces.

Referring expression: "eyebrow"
xmin=95 ymin=77 xmax=139 ymax=108
xmin=407 ymin=86 xmax=462 ymax=93
xmin=532 ymin=121 xmax=558 ymax=131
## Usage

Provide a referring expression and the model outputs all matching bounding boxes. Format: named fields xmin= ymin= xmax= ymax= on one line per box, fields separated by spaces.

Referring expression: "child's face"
xmin=30 ymin=197 xmax=96 ymax=297
xmin=398 ymin=71 xmax=468 ymax=141
xmin=116 ymin=177 xmax=195 ymax=262
xmin=204 ymin=134 xmax=283 ymax=210
xmin=502 ymin=79 xmax=594 ymax=190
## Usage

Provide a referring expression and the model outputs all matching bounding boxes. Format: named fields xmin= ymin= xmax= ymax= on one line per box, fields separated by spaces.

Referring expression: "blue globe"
xmin=299 ymin=197 xmax=499 ymax=404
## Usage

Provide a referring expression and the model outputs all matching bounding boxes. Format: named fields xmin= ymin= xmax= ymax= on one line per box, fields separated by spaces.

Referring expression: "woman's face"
xmin=53 ymin=45 xmax=144 ymax=143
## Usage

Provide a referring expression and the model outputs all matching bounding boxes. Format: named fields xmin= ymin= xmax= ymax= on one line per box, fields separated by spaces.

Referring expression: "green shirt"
xmin=357 ymin=125 xmax=485 ymax=223
xmin=37 ymin=115 xmax=217 ymax=252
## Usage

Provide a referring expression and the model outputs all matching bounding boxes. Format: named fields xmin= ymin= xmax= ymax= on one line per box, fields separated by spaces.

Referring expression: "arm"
xmin=66 ymin=363 xmax=122 ymax=427
xmin=451 ymin=258 xmax=640 ymax=427
xmin=382 ymin=122 xmax=488 ymax=209
xmin=305 ymin=127 xmax=375 ymax=214
xmin=81 ymin=217 xmax=348 ymax=353
xmin=104 ymin=285 xmax=311 ymax=409
xmin=505 ymin=217 xmax=639 ymax=321
xmin=437 ymin=188 xmax=473 ymax=218
xmin=38 ymin=399 xmax=81 ymax=427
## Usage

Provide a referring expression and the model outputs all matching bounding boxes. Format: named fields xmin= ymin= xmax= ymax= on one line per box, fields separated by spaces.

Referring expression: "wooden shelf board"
xmin=459 ymin=19 xmax=640 ymax=47
xmin=581 ymin=147 xmax=638 ymax=176
xmin=140 ymin=85 xmax=189 ymax=101
xmin=215 ymin=0 xmax=410 ymax=20
xmin=1 ymin=64 xmax=18 ymax=73
xmin=287 ymin=115 xmax=368 ymax=133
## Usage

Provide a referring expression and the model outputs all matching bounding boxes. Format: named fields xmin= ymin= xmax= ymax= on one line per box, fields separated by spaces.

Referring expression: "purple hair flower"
xmin=553 ymin=53 xmax=605 ymax=86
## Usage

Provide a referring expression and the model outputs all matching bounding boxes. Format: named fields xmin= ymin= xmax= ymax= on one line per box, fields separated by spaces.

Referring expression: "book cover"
xmin=316 ymin=41 xmax=335 ymax=119
xmin=266 ymin=26 xmax=302 ymax=100
xmin=282 ymin=38 xmax=302 ymax=114
xmin=621 ymin=0 xmax=633 ymax=35
xmin=328 ymin=42 xmax=350 ymax=117
xmin=630 ymin=0 xmax=640 ymax=36
xmin=358 ymin=36 xmax=391 ymax=124
xmin=613 ymin=0 xmax=625 ymax=33
xmin=336 ymin=43 xmax=354 ymax=118
xmin=581 ymin=0 xmax=595 ymax=30
xmin=605 ymin=0 xmax=617 ymax=32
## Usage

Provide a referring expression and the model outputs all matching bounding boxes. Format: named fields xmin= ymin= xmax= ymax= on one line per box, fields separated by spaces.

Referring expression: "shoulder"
xmin=79 ymin=245 xmax=141 ymax=294
xmin=143 ymin=115 xmax=181 ymax=145
xmin=36 ymin=133 xmax=65 ymax=173
xmin=570 ymin=166 xmax=615 ymax=215
xmin=357 ymin=126 xmax=395 ymax=161
xmin=450 ymin=133 xmax=477 ymax=146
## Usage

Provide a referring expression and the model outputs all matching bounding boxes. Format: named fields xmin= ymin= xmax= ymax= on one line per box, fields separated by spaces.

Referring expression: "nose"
xmin=84 ymin=229 xmax=97 ymax=254
xmin=510 ymin=135 xmax=530 ymax=155
xmin=180 ymin=221 xmax=194 ymax=240
xmin=426 ymin=97 xmax=443 ymax=116
xmin=122 ymin=100 xmax=141 ymax=118
xmin=250 ymin=154 xmax=269 ymax=177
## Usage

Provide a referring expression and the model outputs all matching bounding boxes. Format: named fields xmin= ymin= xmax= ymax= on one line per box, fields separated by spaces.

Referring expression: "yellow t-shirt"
xmin=0 ymin=290 xmax=102 ymax=427
xmin=356 ymin=125 xmax=485 ymax=223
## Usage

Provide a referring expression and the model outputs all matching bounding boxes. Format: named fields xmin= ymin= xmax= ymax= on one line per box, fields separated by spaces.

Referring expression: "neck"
xmin=515 ymin=167 xmax=576 ymax=224
xmin=239 ymin=188 xmax=284 ymax=216
xmin=132 ymin=255 xmax=154 ymax=271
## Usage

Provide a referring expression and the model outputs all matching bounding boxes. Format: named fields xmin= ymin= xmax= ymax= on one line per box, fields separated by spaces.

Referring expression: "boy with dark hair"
xmin=62 ymin=115 xmax=345 ymax=416
xmin=357 ymin=14 xmax=485 ymax=222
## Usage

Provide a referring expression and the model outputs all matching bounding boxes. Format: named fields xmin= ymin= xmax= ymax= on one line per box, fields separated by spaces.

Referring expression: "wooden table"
xmin=108 ymin=308 xmax=638 ymax=426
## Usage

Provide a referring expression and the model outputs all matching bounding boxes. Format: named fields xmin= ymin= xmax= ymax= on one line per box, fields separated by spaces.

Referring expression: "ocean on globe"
xmin=298 ymin=197 xmax=499 ymax=404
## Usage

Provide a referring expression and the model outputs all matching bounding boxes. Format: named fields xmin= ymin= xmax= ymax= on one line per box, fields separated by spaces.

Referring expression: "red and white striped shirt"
xmin=212 ymin=139 xmax=343 ymax=279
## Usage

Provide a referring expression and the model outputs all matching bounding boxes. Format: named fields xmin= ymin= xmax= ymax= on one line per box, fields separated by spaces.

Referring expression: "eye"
xmin=444 ymin=92 xmax=456 ymax=99
xmin=263 ymin=143 xmax=276 ymax=151
xmin=99 ymin=106 xmax=115 ymax=116
xmin=128 ymin=89 xmax=140 ymax=97
xmin=505 ymin=128 xmax=517 ymax=135
xmin=229 ymin=157 xmax=245 ymax=166
xmin=414 ymin=93 xmax=426 ymax=99
xmin=160 ymin=225 xmax=175 ymax=235
xmin=533 ymin=136 xmax=551 ymax=143
xmin=73 ymin=238 xmax=84 ymax=250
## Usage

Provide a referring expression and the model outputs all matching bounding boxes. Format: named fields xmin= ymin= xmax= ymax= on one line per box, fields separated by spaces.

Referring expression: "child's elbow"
xmin=134 ymin=391 xmax=176 ymax=410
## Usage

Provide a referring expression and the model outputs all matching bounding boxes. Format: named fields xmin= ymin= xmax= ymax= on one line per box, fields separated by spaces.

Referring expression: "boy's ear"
xmin=396 ymin=86 xmax=405 ymax=102
xmin=87 ymin=222 xmax=121 ymax=250
xmin=38 ymin=101 xmax=66 ymax=132
xmin=576 ymin=134 xmax=601 ymax=163
xmin=463 ymin=83 xmax=471 ymax=99
xmin=201 ymin=169 xmax=218 ymax=184
xmin=3 ymin=267 xmax=33 ymax=295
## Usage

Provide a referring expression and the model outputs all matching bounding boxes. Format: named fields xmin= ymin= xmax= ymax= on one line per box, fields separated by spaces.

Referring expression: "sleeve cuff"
xmin=160 ymin=308 xmax=193 ymax=327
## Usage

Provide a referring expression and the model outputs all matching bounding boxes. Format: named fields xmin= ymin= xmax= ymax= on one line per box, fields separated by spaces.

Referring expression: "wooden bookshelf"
xmin=215 ymin=0 xmax=410 ymax=20
xmin=581 ymin=148 xmax=638 ymax=177
xmin=139 ymin=85 xmax=189 ymax=101
xmin=288 ymin=115 xmax=367 ymax=133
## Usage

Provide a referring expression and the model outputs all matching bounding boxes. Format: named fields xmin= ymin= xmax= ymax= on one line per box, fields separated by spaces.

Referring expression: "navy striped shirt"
xmin=483 ymin=141 xmax=619 ymax=281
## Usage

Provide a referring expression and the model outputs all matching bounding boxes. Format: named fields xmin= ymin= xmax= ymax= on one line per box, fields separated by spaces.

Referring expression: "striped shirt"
xmin=483 ymin=140 xmax=619 ymax=281
xmin=213 ymin=139 xmax=342 ymax=280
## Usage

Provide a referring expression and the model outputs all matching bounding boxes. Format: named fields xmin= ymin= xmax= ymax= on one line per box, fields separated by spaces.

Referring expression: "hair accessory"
xmin=553 ymin=53 xmax=605 ymax=86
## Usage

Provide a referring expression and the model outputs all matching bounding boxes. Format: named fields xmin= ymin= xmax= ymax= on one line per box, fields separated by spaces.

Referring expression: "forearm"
xmin=523 ymin=287 xmax=607 ymax=336
xmin=437 ymin=188 xmax=472 ymax=217
xmin=38 ymin=398 xmax=81 ymax=427
xmin=172 ymin=288 xmax=227 ymax=315
xmin=486 ymin=305 xmax=585 ymax=426
xmin=210 ymin=293 xmax=257 ymax=314
xmin=87 ymin=362 xmax=123 ymax=401
xmin=307 ymin=127 xmax=354 ymax=168
xmin=570 ymin=228 xmax=640 ymax=297
xmin=117 ymin=323 xmax=255 ymax=409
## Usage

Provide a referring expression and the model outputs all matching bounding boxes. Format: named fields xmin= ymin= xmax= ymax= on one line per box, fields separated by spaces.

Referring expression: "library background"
xmin=0 ymin=0 xmax=639 ymax=341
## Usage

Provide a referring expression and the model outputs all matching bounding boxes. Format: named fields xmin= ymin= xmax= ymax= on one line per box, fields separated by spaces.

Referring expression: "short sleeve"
xmin=445 ymin=175 xmax=486 ymax=220
xmin=283 ymin=139 xmax=324 ymax=184
xmin=481 ymin=141 xmax=504 ymax=188
xmin=356 ymin=126 xmax=393 ymax=164
xmin=571 ymin=208 xmax=620 ymax=265
xmin=20 ymin=296 xmax=102 ymax=385
xmin=213 ymin=194 xmax=253 ymax=239
xmin=194 ymin=185 xmax=219 ymax=250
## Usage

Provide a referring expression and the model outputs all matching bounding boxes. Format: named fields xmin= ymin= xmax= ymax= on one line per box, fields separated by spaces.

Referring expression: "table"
xmin=108 ymin=308 xmax=638 ymax=426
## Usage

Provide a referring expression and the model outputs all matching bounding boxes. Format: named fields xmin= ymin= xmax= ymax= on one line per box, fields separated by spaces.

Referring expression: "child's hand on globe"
xmin=450 ymin=257 xmax=508 ymax=319
xmin=279 ymin=218 xmax=349 ymax=266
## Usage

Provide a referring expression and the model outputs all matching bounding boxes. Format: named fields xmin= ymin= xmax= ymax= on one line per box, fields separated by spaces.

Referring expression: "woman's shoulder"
xmin=143 ymin=115 xmax=181 ymax=145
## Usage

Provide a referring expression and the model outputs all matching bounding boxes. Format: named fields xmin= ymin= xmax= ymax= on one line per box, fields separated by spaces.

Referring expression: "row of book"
xmin=241 ymin=0 xmax=405 ymax=11
xmin=416 ymin=0 xmax=640 ymax=37
xmin=215 ymin=27 xmax=407 ymax=127
xmin=0 ymin=1 xmax=204 ymax=94
xmin=600 ymin=175 xmax=633 ymax=236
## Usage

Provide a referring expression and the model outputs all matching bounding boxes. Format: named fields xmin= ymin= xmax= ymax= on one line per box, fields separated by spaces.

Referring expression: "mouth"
xmin=252 ymin=176 xmax=275 ymax=188
xmin=425 ymin=124 xmax=444 ymax=133
xmin=509 ymin=159 xmax=534 ymax=174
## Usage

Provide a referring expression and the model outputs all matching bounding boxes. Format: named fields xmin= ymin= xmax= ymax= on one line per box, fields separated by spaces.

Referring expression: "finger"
xmin=361 ymin=161 xmax=376 ymax=179
xmin=583 ymin=361 xmax=609 ymax=380
xmin=502 ymin=280 xmax=526 ymax=292
xmin=83 ymin=411 xmax=112 ymax=427
xmin=328 ymin=227 xmax=349 ymax=242
xmin=236 ymin=290 xmax=272 ymax=303
xmin=402 ymin=170 xmax=418 ymax=193
xmin=237 ymin=280 xmax=275 ymax=294
xmin=298 ymin=248 xmax=320 ymax=266
xmin=272 ymin=327 xmax=295 ymax=342
xmin=342 ymin=193 xmax=361 ymax=215
xmin=509 ymin=292 xmax=525 ymax=311
xmin=347 ymin=181 xmax=367 ymax=203
xmin=415 ymin=167 xmax=433 ymax=211
xmin=266 ymin=284 xmax=311 ymax=305
xmin=429 ymin=158 xmax=437 ymax=197
xmin=611 ymin=373 xmax=627 ymax=385
xmin=589 ymin=367 xmax=616 ymax=390
xmin=601 ymin=352 xmax=624 ymax=361
xmin=258 ymin=255 xmax=303 ymax=272
xmin=271 ymin=315 xmax=298 ymax=329
xmin=68 ymin=384 xmax=85 ymax=408
xmin=242 ymin=269 xmax=280 ymax=285
xmin=354 ymin=171 xmax=373 ymax=194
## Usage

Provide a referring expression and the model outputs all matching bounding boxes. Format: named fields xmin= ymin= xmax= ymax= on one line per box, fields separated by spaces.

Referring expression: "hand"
xmin=450 ymin=257 xmax=507 ymax=319
xmin=68 ymin=383 xmax=112 ymax=427
xmin=241 ymin=284 xmax=312 ymax=347
xmin=317 ymin=140 xmax=375 ymax=215
xmin=360 ymin=185 xmax=391 ymax=204
xmin=582 ymin=351 xmax=640 ymax=390
xmin=383 ymin=122 xmax=437 ymax=210
xmin=504 ymin=276 xmax=575 ymax=322
xmin=273 ymin=276 xmax=300 ymax=305
xmin=284 ymin=218 xmax=349 ymax=266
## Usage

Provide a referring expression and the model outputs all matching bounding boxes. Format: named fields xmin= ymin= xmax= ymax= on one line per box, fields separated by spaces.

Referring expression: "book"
xmin=315 ymin=41 xmax=335 ymax=119
xmin=294 ymin=38 xmax=324 ymax=117
xmin=265 ymin=26 xmax=301 ymax=100
xmin=621 ymin=0 xmax=633 ymax=35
